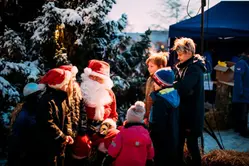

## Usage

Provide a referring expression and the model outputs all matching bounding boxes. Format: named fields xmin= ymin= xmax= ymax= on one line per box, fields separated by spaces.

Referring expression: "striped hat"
xmin=152 ymin=67 xmax=174 ymax=88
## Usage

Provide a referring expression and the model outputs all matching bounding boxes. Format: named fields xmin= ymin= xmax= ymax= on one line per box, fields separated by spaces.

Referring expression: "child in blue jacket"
xmin=149 ymin=67 xmax=180 ymax=166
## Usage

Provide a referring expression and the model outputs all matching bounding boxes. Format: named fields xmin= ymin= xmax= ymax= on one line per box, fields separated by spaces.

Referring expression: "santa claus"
xmin=80 ymin=59 xmax=118 ymax=131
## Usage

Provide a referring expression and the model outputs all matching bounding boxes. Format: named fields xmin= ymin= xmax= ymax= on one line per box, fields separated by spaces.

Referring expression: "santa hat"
xmin=152 ymin=67 xmax=174 ymax=88
xmin=39 ymin=68 xmax=72 ymax=90
xmin=102 ymin=118 xmax=117 ymax=129
xmin=23 ymin=82 xmax=45 ymax=97
xmin=83 ymin=59 xmax=110 ymax=80
xmin=59 ymin=65 xmax=78 ymax=77
xmin=126 ymin=101 xmax=145 ymax=123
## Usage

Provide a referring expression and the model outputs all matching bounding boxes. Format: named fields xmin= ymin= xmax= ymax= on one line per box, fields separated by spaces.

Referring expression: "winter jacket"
xmin=107 ymin=123 xmax=154 ymax=166
xmin=233 ymin=56 xmax=249 ymax=104
xmin=174 ymin=56 xmax=206 ymax=137
xmin=149 ymin=87 xmax=179 ymax=165
xmin=36 ymin=87 xmax=72 ymax=154
xmin=8 ymin=90 xmax=44 ymax=166
xmin=144 ymin=77 xmax=155 ymax=119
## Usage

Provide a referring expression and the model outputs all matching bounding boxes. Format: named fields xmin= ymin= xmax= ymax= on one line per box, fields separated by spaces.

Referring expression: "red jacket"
xmin=108 ymin=124 xmax=154 ymax=166
xmin=85 ymin=90 xmax=118 ymax=121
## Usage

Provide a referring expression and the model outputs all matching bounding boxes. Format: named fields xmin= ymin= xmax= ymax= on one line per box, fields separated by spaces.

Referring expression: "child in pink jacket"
xmin=102 ymin=101 xmax=154 ymax=166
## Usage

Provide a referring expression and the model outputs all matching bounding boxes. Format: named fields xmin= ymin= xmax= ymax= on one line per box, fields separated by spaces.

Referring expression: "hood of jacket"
xmin=151 ymin=88 xmax=180 ymax=108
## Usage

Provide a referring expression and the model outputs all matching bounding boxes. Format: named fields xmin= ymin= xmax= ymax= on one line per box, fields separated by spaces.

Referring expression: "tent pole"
xmin=201 ymin=0 xmax=206 ymax=56
xmin=200 ymin=0 xmax=206 ymax=154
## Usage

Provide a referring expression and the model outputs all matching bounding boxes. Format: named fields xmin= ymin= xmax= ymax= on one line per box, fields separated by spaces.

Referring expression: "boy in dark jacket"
xmin=173 ymin=37 xmax=206 ymax=166
xmin=149 ymin=67 xmax=180 ymax=166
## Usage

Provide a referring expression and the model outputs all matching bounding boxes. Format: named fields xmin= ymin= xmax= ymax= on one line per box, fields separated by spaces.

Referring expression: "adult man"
xmin=80 ymin=59 xmax=118 ymax=128
xmin=232 ymin=50 xmax=249 ymax=137
xmin=173 ymin=38 xmax=206 ymax=166
xmin=71 ymin=60 xmax=118 ymax=161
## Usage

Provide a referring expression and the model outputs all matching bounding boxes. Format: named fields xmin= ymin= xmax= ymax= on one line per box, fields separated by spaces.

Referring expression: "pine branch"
xmin=0 ymin=59 xmax=41 ymax=81
xmin=0 ymin=76 xmax=20 ymax=105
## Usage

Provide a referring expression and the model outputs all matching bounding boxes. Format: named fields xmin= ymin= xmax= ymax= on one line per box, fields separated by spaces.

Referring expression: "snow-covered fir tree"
xmin=0 ymin=0 xmax=151 ymax=155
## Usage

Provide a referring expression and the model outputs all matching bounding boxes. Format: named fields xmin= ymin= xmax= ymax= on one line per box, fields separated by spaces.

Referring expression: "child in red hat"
xmin=36 ymin=68 xmax=75 ymax=166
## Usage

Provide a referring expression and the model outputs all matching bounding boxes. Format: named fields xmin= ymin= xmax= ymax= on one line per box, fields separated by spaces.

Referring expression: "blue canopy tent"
xmin=168 ymin=1 xmax=249 ymax=38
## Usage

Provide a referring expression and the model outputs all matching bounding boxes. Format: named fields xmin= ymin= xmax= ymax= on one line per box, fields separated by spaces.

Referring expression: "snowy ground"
xmin=203 ymin=115 xmax=249 ymax=153
xmin=203 ymin=129 xmax=249 ymax=153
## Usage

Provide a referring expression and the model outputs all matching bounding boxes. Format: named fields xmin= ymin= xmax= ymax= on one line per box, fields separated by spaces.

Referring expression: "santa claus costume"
xmin=80 ymin=59 xmax=118 ymax=132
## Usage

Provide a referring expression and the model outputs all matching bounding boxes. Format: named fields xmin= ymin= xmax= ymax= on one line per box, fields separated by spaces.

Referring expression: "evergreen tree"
xmin=0 ymin=0 xmax=151 ymax=155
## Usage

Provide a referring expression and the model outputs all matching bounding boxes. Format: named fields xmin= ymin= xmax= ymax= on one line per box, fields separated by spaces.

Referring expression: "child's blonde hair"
xmin=172 ymin=37 xmax=196 ymax=56
xmin=146 ymin=52 xmax=168 ymax=67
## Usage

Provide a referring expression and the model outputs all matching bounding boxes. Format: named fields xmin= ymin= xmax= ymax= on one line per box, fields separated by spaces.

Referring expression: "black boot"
xmin=240 ymin=130 xmax=249 ymax=138
xmin=239 ymin=120 xmax=249 ymax=138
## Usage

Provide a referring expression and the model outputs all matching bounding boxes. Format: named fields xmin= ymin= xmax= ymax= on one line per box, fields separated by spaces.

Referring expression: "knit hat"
xmin=126 ymin=101 xmax=145 ymax=123
xmin=83 ymin=59 xmax=110 ymax=79
xmin=59 ymin=65 xmax=78 ymax=77
xmin=23 ymin=82 xmax=45 ymax=97
xmin=39 ymin=68 xmax=72 ymax=90
xmin=152 ymin=67 xmax=175 ymax=88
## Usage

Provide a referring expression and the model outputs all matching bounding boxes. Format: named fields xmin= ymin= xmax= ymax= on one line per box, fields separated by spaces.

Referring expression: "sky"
xmin=108 ymin=0 xmax=222 ymax=32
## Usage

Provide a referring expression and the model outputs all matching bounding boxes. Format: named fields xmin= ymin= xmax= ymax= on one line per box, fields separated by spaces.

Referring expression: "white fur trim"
xmin=84 ymin=67 xmax=110 ymax=80
xmin=84 ymin=67 xmax=92 ymax=76
xmin=90 ymin=71 xmax=110 ymax=80
xmin=89 ymin=71 xmax=114 ymax=89
xmin=71 ymin=66 xmax=78 ymax=75
xmin=49 ymin=70 xmax=72 ymax=90
xmin=102 ymin=118 xmax=117 ymax=129
xmin=71 ymin=153 xmax=87 ymax=160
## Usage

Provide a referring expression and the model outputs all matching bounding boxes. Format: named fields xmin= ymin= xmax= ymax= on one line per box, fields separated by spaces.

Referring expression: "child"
xmin=149 ymin=68 xmax=180 ymax=166
xmin=144 ymin=52 xmax=167 ymax=124
xmin=173 ymin=37 xmax=206 ymax=166
xmin=103 ymin=101 xmax=154 ymax=166
xmin=8 ymin=83 xmax=45 ymax=166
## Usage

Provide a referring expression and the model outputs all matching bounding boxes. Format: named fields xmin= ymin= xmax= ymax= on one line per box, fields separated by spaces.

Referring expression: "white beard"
xmin=80 ymin=73 xmax=113 ymax=120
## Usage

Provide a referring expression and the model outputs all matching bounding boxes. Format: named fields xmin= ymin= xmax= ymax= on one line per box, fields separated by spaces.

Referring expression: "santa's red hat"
xmin=59 ymin=65 xmax=78 ymax=77
xmin=83 ymin=59 xmax=110 ymax=80
xmin=39 ymin=68 xmax=72 ymax=90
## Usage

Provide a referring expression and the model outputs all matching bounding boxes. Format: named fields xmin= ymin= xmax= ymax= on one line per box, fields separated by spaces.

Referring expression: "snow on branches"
xmin=0 ymin=28 xmax=27 ymax=61
xmin=0 ymin=59 xmax=40 ymax=81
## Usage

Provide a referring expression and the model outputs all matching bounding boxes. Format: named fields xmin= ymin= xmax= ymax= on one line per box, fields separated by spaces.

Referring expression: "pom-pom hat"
xmin=83 ymin=59 xmax=110 ymax=79
xmin=59 ymin=65 xmax=78 ymax=77
xmin=152 ymin=67 xmax=175 ymax=88
xmin=126 ymin=101 xmax=145 ymax=123
xmin=39 ymin=68 xmax=72 ymax=90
